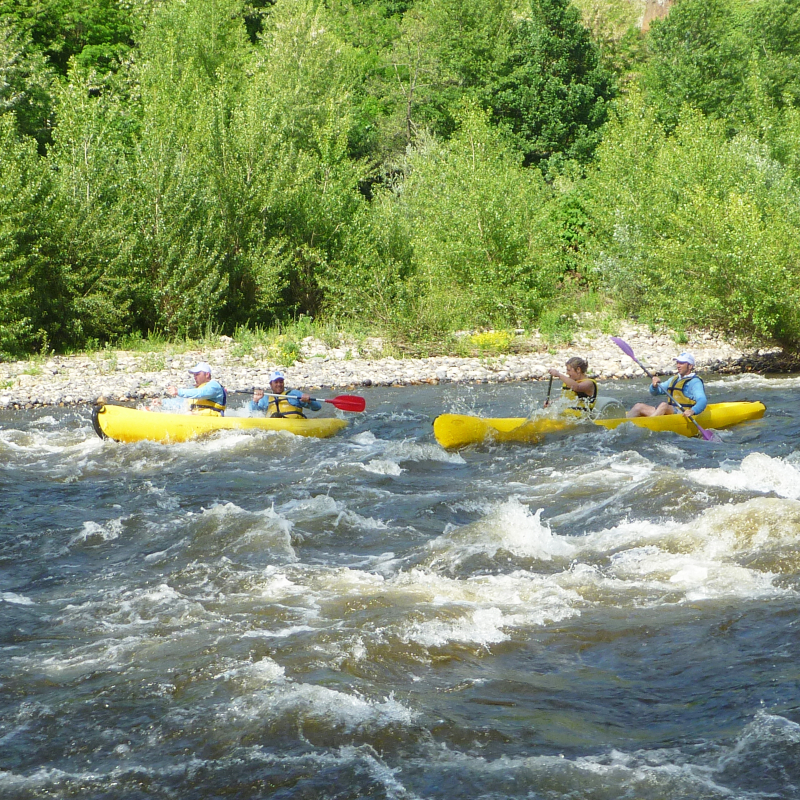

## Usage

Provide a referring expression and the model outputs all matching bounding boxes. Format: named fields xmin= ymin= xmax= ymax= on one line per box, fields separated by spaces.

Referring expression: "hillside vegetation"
xmin=1 ymin=0 xmax=799 ymax=356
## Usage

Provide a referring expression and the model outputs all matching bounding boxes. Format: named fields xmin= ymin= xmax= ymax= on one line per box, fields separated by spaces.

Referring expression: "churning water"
xmin=2 ymin=374 xmax=800 ymax=799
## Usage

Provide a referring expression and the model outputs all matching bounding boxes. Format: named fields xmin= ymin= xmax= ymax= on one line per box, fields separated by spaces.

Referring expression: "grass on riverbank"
xmin=61 ymin=310 xmax=627 ymax=363
xmin=4 ymin=300 xmax=724 ymax=368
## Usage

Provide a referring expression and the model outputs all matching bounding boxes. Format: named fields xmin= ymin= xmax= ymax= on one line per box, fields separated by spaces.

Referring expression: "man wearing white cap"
xmin=249 ymin=370 xmax=321 ymax=418
xmin=166 ymin=362 xmax=227 ymax=415
xmin=627 ymin=352 xmax=707 ymax=418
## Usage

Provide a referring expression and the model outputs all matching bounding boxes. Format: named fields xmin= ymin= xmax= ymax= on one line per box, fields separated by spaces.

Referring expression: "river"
xmin=2 ymin=374 xmax=799 ymax=799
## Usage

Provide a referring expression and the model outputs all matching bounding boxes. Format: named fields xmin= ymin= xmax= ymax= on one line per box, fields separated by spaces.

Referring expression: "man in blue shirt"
xmin=627 ymin=352 xmax=707 ymax=419
xmin=249 ymin=371 xmax=321 ymax=418
xmin=166 ymin=362 xmax=227 ymax=415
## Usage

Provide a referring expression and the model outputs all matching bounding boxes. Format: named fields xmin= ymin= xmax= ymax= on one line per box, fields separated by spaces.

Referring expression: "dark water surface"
xmin=2 ymin=374 xmax=800 ymax=799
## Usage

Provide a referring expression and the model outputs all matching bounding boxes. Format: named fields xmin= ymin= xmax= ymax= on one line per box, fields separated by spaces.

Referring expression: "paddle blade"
xmin=323 ymin=395 xmax=366 ymax=412
xmin=610 ymin=336 xmax=635 ymax=360
xmin=695 ymin=422 xmax=721 ymax=442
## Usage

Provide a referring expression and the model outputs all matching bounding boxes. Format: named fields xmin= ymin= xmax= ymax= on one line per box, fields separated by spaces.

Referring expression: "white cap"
xmin=188 ymin=361 xmax=212 ymax=374
xmin=675 ymin=352 xmax=695 ymax=366
xmin=268 ymin=370 xmax=285 ymax=383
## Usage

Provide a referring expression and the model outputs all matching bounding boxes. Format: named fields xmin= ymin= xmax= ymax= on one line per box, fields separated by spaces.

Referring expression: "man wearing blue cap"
xmin=627 ymin=352 xmax=707 ymax=418
xmin=166 ymin=362 xmax=227 ymax=415
xmin=249 ymin=371 xmax=321 ymax=418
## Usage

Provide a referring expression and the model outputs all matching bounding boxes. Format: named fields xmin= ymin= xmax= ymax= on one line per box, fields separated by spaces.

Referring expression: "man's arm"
xmin=177 ymin=385 xmax=213 ymax=399
xmin=178 ymin=382 xmax=225 ymax=403
xmin=287 ymin=389 xmax=322 ymax=411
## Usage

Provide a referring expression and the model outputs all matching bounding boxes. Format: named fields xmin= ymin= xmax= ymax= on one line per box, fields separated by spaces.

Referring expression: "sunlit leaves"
xmin=330 ymin=105 xmax=562 ymax=337
xmin=587 ymin=102 xmax=800 ymax=344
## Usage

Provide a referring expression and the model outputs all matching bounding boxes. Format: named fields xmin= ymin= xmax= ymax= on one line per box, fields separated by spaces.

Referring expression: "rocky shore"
xmin=1 ymin=324 xmax=797 ymax=409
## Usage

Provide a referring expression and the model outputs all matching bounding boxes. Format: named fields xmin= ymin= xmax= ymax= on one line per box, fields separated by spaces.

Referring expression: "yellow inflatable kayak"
xmin=433 ymin=402 xmax=766 ymax=449
xmin=92 ymin=403 xmax=348 ymax=443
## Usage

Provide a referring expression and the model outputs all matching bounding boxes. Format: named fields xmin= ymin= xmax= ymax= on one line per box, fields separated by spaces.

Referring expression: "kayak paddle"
xmin=237 ymin=391 xmax=366 ymax=412
xmin=544 ymin=374 xmax=554 ymax=408
xmin=610 ymin=336 xmax=719 ymax=442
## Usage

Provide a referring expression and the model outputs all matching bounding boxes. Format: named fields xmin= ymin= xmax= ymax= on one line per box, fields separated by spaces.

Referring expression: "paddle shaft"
xmin=610 ymin=337 xmax=715 ymax=441
xmin=234 ymin=390 xmax=366 ymax=412
xmin=544 ymin=374 xmax=554 ymax=407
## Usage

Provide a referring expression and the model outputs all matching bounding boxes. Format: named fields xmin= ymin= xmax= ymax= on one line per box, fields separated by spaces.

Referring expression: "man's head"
xmin=268 ymin=370 xmax=285 ymax=392
xmin=188 ymin=361 xmax=212 ymax=386
xmin=675 ymin=352 xmax=695 ymax=376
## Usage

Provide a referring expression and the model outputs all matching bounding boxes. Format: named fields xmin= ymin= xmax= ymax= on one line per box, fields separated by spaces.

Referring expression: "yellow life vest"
xmin=561 ymin=377 xmax=598 ymax=412
xmin=268 ymin=392 xmax=306 ymax=419
xmin=189 ymin=395 xmax=226 ymax=416
xmin=664 ymin=375 xmax=703 ymax=409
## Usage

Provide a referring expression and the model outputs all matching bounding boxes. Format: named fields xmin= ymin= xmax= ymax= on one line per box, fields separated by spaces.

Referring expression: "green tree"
xmin=743 ymin=0 xmax=800 ymax=109
xmin=111 ymin=0 xmax=254 ymax=336
xmin=378 ymin=0 xmax=517 ymax=153
xmin=230 ymin=0 xmax=367 ymax=322
xmin=0 ymin=114 xmax=68 ymax=354
xmin=0 ymin=0 xmax=136 ymax=74
xmin=331 ymin=105 xmax=564 ymax=339
xmin=488 ymin=0 xmax=616 ymax=168
xmin=587 ymin=98 xmax=800 ymax=345
xmin=643 ymin=0 xmax=748 ymax=132
xmin=0 ymin=18 xmax=55 ymax=149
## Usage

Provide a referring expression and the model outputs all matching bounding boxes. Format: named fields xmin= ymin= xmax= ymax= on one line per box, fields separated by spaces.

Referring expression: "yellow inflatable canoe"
xmin=92 ymin=403 xmax=348 ymax=443
xmin=433 ymin=401 xmax=766 ymax=449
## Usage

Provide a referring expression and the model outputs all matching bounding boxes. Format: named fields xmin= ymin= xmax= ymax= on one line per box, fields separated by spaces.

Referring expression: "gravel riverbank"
xmin=1 ymin=324 xmax=797 ymax=409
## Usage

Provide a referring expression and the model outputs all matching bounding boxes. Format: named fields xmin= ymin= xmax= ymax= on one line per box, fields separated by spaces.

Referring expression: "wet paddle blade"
xmin=693 ymin=419 xmax=721 ymax=442
xmin=323 ymin=395 xmax=366 ymax=412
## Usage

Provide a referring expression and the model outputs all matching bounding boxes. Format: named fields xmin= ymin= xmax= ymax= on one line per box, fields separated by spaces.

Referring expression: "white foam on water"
xmin=241 ymin=623 xmax=318 ymax=638
xmin=575 ymin=496 xmax=800 ymax=604
xmin=393 ymin=568 xmax=581 ymax=647
xmin=139 ymin=480 xmax=180 ymax=510
xmin=349 ymin=430 xmax=378 ymax=446
xmin=240 ymin=562 xmax=580 ymax=651
xmin=51 ymin=581 xmax=210 ymax=642
xmin=215 ymin=656 xmax=286 ymax=687
xmin=706 ymin=372 xmax=800 ymax=391
xmin=348 ymin=428 xmax=466 ymax=464
xmin=534 ymin=451 xmax=660 ymax=525
xmin=69 ymin=517 xmax=127 ymax=546
xmin=381 ymin=438 xmax=467 ymax=464
xmin=361 ymin=459 xmax=404 ymax=475
xmin=699 ymin=496 xmax=800 ymax=547
xmin=222 ymin=681 xmax=414 ymax=732
xmin=15 ymin=634 xmax=146 ymax=678
xmin=716 ymin=709 xmax=800 ymax=772
xmin=429 ymin=498 xmax=577 ymax=565
xmin=604 ymin=544 xmax=777 ymax=603
xmin=397 ymin=737 xmax=760 ymax=799
xmin=0 ymin=430 xmax=104 ymax=482
xmin=1 ymin=592 xmax=34 ymax=605
xmin=194 ymin=502 xmax=298 ymax=559
xmin=689 ymin=452 xmax=800 ymax=499
xmin=277 ymin=493 xmax=390 ymax=532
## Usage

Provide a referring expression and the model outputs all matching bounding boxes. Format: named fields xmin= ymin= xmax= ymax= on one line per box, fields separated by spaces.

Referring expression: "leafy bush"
xmin=587 ymin=99 xmax=800 ymax=345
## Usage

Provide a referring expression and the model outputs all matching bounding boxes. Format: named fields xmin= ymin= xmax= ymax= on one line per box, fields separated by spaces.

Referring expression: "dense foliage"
xmin=1 ymin=0 xmax=800 ymax=355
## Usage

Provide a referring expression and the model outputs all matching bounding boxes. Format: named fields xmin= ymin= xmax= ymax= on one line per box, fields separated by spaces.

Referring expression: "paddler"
xmin=249 ymin=371 xmax=321 ymax=418
xmin=546 ymin=357 xmax=598 ymax=413
xmin=166 ymin=361 xmax=227 ymax=415
xmin=627 ymin=352 xmax=707 ymax=418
